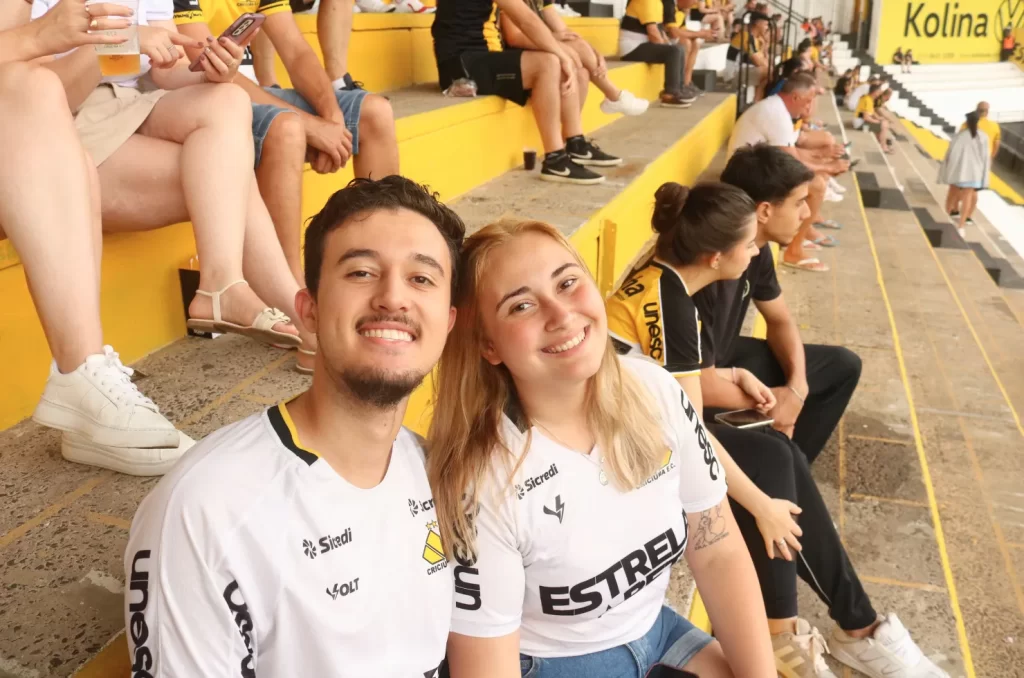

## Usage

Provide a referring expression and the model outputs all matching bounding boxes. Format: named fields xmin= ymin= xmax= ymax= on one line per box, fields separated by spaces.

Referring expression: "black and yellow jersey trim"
xmin=606 ymin=261 xmax=704 ymax=377
xmin=483 ymin=3 xmax=502 ymax=52
xmin=268 ymin=402 xmax=321 ymax=466
xmin=621 ymin=0 xmax=663 ymax=34
xmin=173 ymin=0 xmax=291 ymax=33
xmin=729 ymin=31 xmax=761 ymax=53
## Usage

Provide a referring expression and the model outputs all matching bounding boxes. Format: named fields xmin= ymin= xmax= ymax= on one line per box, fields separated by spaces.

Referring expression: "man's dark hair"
xmin=780 ymin=71 xmax=816 ymax=93
xmin=303 ymin=176 xmax=466 ymax=298
xmin=868 ymin=83 xmax=882 ymax=95
xmin=721 ymin=143 xmax=815 ymax=205
xmin=779 ymin=56 xmax=806 ymax=79
xmin=749 ymin=11 xmax=770 ymax=24
xmin=797 ymin=38 xmax=812 ymax=53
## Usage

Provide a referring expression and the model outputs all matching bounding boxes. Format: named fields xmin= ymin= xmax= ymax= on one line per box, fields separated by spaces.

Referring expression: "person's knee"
xmin=201 ymin=82 xmax=253 ymax=126
xmin=358 ymin=94 xmax=396 ymax=142
xmin=830 ymin=346 xmax=863 ymax=385
xmin=263 ymin=111 xmax=306 ymax=158
xmin=0 ymin=62 xmax=66 ymax=111
xmin=811 ymin=172 xmax=828 ymax=194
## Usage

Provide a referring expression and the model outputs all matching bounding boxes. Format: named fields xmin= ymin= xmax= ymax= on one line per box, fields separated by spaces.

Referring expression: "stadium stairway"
xmin=0 ymin=14 xmax=739 ymax=676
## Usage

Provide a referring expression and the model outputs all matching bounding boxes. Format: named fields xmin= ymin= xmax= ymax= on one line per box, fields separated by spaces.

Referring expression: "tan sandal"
xmin=186 ymin=280 xmax=302 ymax=348
xmin=295 ymin=348 xmax=315 ymax=375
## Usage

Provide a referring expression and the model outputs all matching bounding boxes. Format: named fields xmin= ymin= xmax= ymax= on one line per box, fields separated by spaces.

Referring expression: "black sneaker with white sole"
xmin=541 ymin=150 xmax=605 ymax=185
xmin=567 ymin=137 xmax=623 ymax=167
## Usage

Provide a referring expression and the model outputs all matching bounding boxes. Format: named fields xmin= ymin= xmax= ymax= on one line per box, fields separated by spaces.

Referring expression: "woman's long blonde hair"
xmin=427 ymin=219 xmax=666 ymax=565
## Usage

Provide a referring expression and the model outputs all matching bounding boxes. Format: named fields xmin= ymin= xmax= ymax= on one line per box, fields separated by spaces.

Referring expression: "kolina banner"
xmin=875 ymin=0 xmax=1024 ymax=63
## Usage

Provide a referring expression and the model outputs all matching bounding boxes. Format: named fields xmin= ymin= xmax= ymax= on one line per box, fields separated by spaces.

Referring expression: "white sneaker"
xmin=830 ymin=613 xmax=949 ymax=678
xmin=774 ymin=619 xmax=837 ymax=677
xmin=32 ymin=346 xmax=179 ymax=449
xmin=62 ymin=430 xmax=194 ymax=476
xmin=355 ymin=0 xmax=395 ymax=12
xmin=828 ymin=177 xmax=847 ymax=193
xmin=825 ymin=187 xmax=844 ymax=202
xmin=394 ymin=0 xmax=435 ymax=12
xmin=600 ymin=90 xmax=649 ymax=116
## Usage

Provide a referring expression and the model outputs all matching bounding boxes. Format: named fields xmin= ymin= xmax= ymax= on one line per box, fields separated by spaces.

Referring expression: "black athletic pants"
xmin=725 ymin=338 xmax=862 ymax=464
xmin=621 ymin=43 xmax=685 ymax=93
xmin=708 ymin=423 xmax=877 ymax=628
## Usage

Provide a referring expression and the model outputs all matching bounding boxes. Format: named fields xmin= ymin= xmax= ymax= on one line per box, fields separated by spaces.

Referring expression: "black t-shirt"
xmin=692 ymin=244 xmax=782 ymax=366
xmin=432 ymin=0 xmax=497 ymax=64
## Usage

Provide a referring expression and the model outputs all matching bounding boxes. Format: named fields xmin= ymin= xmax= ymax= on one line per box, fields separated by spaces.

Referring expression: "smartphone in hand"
xmin=714 ymin=408 xmax=775 ymax=429
xmin=188 ymin=13 xmax=265 ymax=72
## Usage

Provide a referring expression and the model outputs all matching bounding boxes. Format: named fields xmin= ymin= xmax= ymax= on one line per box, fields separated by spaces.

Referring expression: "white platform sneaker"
xmin=830 ymin=613 xmax=949 ymax=678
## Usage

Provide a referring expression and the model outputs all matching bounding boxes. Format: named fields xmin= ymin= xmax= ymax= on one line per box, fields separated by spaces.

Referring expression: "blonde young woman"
xmin=427 ymin=220 xmax=776 ymax=677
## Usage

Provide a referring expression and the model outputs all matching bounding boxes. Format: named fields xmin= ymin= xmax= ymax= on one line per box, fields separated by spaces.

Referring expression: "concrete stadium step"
xmin=0 ymin=59 xmax=669 ymax=430
xmin=0 ymin=92 xmax=736 ymax=678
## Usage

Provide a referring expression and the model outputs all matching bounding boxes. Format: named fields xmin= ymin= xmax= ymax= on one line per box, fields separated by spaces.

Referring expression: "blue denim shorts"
xmin=519 ymin=606 xmax=713 ymax=678
xmin=250 ymin=86 xmax=368 ymax=167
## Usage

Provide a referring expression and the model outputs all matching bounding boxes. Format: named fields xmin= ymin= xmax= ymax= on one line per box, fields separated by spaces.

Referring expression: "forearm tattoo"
xmin=692 ymin=504 xmax=729 ymax=550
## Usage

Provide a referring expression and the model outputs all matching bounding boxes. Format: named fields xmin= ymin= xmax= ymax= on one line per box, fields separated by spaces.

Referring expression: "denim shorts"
xmin=250 ymin=86 xmax=368 ymax=167
xmin=519 ymin=606 xmax=713 ymax=678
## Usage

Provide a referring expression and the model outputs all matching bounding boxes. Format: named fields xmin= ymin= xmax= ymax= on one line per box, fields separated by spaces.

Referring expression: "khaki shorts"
xmin=74 ymin=83 xmax=166 ymax=166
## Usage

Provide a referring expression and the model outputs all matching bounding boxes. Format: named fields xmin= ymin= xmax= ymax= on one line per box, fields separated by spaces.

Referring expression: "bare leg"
xmin=521 ymin=51 xmax=566 ymax=153
xmin=318 ymin=0 xmax=355 ymax=82
xmin=0 ymin=64 xmax=103 ymax=372
xmin=959 ymin=188 xmax=977 ymax=229
xmin=257 ymin=111 xmax=307 ymax=285
xmin=351 ymin=94 xmax=400 ymax=179
xmin=574 ymin=64 xmax=589 ymax=110
xmin=683 ymin=37 xmax=699 ymax=86
xmin=104 ymin=83 xmax=294 ymax=337
xmin=569 ymin=39 xmax=619 ymax=101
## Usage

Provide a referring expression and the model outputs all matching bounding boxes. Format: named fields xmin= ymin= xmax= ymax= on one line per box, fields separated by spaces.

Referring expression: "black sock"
xmin=565 ymin=135 xmax=585 ymax=148
xmin=544 ymin=149 xmax=566 ymax=163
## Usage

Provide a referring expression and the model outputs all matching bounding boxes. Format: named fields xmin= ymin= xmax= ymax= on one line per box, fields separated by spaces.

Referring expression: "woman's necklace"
xmin=533 ymin=421 xmax=608 ymax=486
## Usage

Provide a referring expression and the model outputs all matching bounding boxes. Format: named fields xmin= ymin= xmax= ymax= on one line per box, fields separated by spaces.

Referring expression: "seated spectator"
xmin=726 ymin=11 xmax=769 ymax=99
xmin=607 ymin=162 xmax=949 ymax=678
xmin=432 ymin=0 xmax=616 ymax=184
xmin=499 ymin=0 xmax=649 ymax=117
xmin=691 ymin=0 xmax=730 ymax=42
xmin=833 ymin=68 xmax=852 ymax=106
xmin=662 ymin=0 xmax=719 ymax=96
xmin=431 ymin=220 xmax=777 ymax=677
xmin=124 ymin=177 xmax=464 ymax=676
xmin=728 ymin=73 xmax=848 ymax=272
xmin=767 ymin=55 xmax=807 ymax=97
xmin=852 ymin=83 xmax=892 ymax=153
xmin=173 ymin=0 xmax=401 ymax=336
xmin=939 ymin=112 xmax=991 ymax=238
xmin=845 ymin=73 xmax=877 ymax=112
xmin=902 ymin=48 xmax=914 ymax=73
xmin=617 ymin=0 xmax=699 ymax=107
xmin=25 ymin=0 xmax=333 ymax=370
xmin=0 ymin=0 xmax=190 ymax=475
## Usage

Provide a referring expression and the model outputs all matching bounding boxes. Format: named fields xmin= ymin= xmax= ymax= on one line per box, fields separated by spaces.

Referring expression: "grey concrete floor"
xmin=2 ymin=94 xmax=1022 ymax=677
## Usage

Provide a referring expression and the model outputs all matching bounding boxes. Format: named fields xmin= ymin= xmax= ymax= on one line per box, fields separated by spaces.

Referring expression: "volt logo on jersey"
xmin=543 ymin=495 xmax=565 ymax=523
xmin=326 ymin=577 xmax=361 ymax=600
xmin=423 ymin=520 xmax=449 ymax=575
xmin=538 ymin=525 xmax=687 ymax=616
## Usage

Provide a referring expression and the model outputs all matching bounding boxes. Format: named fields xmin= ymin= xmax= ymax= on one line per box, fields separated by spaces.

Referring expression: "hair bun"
xmin=652 ymin=182 xmax=689 ymax=234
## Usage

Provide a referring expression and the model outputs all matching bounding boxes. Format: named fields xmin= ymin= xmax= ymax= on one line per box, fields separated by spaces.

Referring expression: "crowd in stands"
xmin=1 ymin=0 xmax=952 ymax=676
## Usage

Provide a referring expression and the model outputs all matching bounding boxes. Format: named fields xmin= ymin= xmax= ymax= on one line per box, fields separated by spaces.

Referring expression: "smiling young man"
xmin=123 ymin=176 xmax=464 ymax=677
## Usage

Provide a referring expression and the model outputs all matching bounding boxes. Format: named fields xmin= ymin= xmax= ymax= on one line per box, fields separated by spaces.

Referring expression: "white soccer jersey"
xmin=450 ymin=357 xmax=727 ymax=658
xmin=124 ymin=403 xmax=452 ymax=678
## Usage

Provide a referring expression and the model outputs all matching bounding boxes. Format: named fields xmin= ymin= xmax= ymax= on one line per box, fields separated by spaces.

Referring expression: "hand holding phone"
xmin=189 ymin=13 xmax=264 ymax=72
xmin=714 ymin=408 xmax=775 ymax=429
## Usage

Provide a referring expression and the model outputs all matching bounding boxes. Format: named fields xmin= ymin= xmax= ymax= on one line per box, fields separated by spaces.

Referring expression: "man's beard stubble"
xmin=339 ymin=366 xmax=427 ymax=409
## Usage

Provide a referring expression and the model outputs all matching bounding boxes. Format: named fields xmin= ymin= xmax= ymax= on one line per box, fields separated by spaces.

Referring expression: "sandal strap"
xmin=192 ymin=279 xmax=248 ymax=322
xmin=251 ymin=307 xmax=292 ymax=331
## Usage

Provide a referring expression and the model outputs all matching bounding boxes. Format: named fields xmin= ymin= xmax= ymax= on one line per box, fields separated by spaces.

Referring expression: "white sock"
xmin=332 ymin=76 xmax=348 ymax=91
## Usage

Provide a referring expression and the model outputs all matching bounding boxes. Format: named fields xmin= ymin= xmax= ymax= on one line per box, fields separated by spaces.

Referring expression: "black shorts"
xmin=437 ymin=49 xmax=531 ymax=107
xmin=726 ymin=46 xmax=755 ymax=64
xmin=689 ymin=7 xmax=705 ymax=20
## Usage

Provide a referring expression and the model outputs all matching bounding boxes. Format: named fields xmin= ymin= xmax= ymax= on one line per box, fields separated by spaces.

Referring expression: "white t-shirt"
xmin=32 ymin=0 xmax=172 ymax=88
xmin=449 ymin=356 xmax=727 ymax=658
xmin=124 ymin=403 xmax=453 ymax=678
xmin=846 ymin=83 xmax=870 ymax=111
xmin=727 ymin=94 xmax=799 ymax=156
